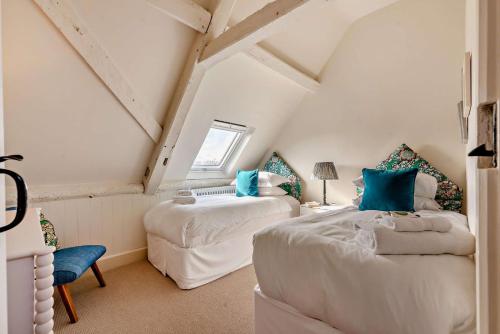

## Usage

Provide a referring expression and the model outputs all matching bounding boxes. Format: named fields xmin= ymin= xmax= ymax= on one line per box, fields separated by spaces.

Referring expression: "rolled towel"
xmin=354 ymin=219 xmax=475 ymax=255
xmin=177 ymin=189 xmax=193 ymax=196
xmin=380 ymin=216 xmax=452 ymax=232
xmin=173 ymin=196 xmax=196 ymax=205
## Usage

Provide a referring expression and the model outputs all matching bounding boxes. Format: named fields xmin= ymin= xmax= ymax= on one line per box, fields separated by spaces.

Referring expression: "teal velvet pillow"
xmin=236 ymin=169 xmax=259 ymax=197
xmin=359 ymin=168 xmax=418 ymax=212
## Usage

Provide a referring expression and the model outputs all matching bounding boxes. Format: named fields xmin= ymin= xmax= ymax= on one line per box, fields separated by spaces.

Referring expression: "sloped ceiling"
xmin=3 ymin=0 xmax=400 ymax=189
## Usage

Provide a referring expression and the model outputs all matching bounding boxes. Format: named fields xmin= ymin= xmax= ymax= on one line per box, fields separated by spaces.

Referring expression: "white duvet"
xmin=144 ymin=195 xmax=298 ymax=248
xmin=253 ymin=207 xmax=476 ymax=334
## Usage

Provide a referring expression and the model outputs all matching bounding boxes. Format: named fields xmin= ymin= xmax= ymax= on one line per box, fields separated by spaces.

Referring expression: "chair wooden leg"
xmin=57 ymin=285 xmax=78 ymax=323
xmin=91 ymin=263 xmax=106 ymax=287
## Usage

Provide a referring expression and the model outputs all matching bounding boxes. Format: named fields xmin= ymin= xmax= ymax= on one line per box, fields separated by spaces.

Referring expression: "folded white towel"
xmin=177 ymin=190 xmax=193 ymax=196
xmin=173 ymin=196 xmax=196 ymax=205
xmin=380 ymin=216 xmax=452 ymax=232
xmin=355 ymin=218 xmax=475 ymax=255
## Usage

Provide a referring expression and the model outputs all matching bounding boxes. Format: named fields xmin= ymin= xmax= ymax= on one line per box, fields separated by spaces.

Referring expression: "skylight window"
xmin=191 ymin=121 xmax=247 ymax=172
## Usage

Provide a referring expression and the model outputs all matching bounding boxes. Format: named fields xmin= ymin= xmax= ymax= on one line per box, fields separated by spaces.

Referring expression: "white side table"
xmin=299 ymin=204 xmax=348 ymax=216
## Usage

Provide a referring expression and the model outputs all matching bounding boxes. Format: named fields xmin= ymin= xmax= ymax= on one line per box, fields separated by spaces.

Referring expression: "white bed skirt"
xmin=254 ymin=286 xmax=343 ymax=334
xmin=147 ymin=233 xmax=254 ymax=289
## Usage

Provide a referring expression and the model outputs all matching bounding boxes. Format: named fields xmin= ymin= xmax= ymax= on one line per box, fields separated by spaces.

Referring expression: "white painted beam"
xmin=34 ymin=0 xmax=163 ymax=143
xmin=244 ymin=44 xmax=320 ymax=92
xmin=143 ymin=35 xmax=207 ymax=194
xmin=147 ymin=0 xmax=212 ymax=33
xmin=6 ymin=183 xmax=144 ymax=205
xmin=205 ymin=0 xmax=238 ymax=40
xmin=143 ymin=0 xmax=238 ymax=194
xmin=199 ymin=0 xmax=315 ymax=68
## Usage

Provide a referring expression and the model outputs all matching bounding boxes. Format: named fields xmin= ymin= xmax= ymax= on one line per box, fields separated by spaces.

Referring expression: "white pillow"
xmin=258 ymin=187 xmax=288 ymax=196
xmin=413 ymin=197 xmax=442 ymax=211
xmin=352 ymin=195 xmax=441 ymax=211
xmin=352 ymin=172 xmax=438 ymax=199
xmin=413 ymin=173 xmax=438 ymax=200
xmin=231 ymin=171 xmax=289 ymax=188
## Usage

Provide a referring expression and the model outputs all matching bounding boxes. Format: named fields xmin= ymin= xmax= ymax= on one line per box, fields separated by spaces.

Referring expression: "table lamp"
xmin=312 ymin=162 xmax=338 ymax=205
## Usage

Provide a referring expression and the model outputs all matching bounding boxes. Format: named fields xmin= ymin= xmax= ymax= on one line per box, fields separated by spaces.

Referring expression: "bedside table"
xmin=299 ymin=204 xmax=348 ymax=216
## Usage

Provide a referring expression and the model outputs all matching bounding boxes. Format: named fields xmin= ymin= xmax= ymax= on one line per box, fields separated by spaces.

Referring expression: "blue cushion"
xmin=53 ymin=245 xmax=106 ymax=286
xmin=359 ymin=168 xmax=418 ymax=212
xmin=235 ymin=169 xmax=259 ymax=197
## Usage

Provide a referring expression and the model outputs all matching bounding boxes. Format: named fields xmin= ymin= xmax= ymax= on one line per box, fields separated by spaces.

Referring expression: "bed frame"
xmin=254 ymin=287 xmax=343 ymax=334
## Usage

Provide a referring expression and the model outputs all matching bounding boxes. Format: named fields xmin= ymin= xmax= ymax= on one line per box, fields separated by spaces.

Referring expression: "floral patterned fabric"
xmin=40 ymin=210 xmax=60 ymax=250
xmin=263 ymin=152 xmax=302 ymax=201
xmin=375 ymin=143 xmax=463 ymax=212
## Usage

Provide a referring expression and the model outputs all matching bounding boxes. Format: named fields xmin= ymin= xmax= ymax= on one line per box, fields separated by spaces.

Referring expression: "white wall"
xmin=266 ymin=0 xmax=466 ymax=205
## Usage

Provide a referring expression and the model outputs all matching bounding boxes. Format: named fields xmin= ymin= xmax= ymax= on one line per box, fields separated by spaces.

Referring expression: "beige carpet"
xmin=54 ymin=261 xmax=257 ymax=334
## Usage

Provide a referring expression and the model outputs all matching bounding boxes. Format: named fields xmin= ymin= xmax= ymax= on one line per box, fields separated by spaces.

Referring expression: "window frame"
xmin=190 ymin=120 xmax=248 ymax=173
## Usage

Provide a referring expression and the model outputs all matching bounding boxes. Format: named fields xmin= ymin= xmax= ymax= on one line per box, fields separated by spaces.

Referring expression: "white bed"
xmin=144 ymin=194 xmax=299 ymax=289
xmin=253 ymin=207 xmax=476 ymax=334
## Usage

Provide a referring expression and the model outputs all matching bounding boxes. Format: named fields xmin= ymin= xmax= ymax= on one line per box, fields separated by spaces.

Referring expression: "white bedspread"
xmin=253 ymin=207 xmax=476 ymax=334
xmin=144 ymin=195 xmax=298 ymax=248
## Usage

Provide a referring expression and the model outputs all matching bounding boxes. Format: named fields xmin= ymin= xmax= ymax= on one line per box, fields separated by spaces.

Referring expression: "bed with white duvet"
xmin=253 ymin=207 xmax=476 ymax=334
xmin=144 ymin=194 xmax=299 ymax=289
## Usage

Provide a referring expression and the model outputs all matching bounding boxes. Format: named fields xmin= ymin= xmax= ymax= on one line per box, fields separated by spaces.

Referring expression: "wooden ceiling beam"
xmin=146 ymin=0 xmax=212 ymax=33
xmin=244 ymin=44 xmax=320 ymax=92
xmin=148 ymin=0 xmax=321 ymax=93
xmin=143 ymin=0 xmax=238 ymax=194
xmin=199 ymin=0 xmax=314 ymax=68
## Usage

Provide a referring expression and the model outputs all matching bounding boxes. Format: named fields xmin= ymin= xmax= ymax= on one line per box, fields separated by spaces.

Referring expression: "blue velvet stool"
xmin=53 ymin=245 xmax=107 ymax=323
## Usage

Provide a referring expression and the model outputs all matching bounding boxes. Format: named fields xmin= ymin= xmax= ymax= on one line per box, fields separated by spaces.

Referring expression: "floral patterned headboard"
xmin=263 ymin=152 xmax=302 ymax=201
xmin=375 ymin=143 xmax=463 ymax=212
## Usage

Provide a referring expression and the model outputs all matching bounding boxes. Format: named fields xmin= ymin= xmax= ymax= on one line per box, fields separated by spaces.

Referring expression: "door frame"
xmin=0 ymin=0 xmax=7 ymax=331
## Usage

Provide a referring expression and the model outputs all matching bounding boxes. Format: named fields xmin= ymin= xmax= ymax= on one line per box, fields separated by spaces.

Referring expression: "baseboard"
xmin=82 ymin=247 xmax=147 ymax=278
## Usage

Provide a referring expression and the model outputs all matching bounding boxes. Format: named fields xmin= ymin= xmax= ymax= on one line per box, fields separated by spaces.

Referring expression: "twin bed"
xmin=253 ymin=208 xmax=476 ymax=334
xmin=144 ymin=194 xmax=299 ymax=289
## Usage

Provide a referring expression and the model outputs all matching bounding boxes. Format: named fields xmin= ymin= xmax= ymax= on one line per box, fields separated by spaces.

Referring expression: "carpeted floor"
xmin=53 ymin=260 xmax=257 ymax=334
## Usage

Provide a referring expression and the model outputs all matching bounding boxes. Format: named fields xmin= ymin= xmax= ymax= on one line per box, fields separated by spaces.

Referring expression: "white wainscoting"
xmin=34 ymin=191 xmax=173 ymax=258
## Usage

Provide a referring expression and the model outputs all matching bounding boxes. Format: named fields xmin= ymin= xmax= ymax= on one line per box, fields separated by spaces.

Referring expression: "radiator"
xmin=191 ymin=185 xmax=236 ymax=196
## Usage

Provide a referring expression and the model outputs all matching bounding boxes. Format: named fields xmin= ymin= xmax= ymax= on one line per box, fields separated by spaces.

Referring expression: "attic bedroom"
xmin=0 ymin=0 xmax=499 ymax=333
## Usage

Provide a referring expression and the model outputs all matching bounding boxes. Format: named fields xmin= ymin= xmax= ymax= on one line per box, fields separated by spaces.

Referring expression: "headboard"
xmin=375 ymin=144 xmax=463 ymax=212
xmin=262 ymin=152 xmax=302 ymax=201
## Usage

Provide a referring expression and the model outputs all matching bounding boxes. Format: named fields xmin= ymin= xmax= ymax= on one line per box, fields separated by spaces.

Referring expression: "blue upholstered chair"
xmin=53 ymin=245 xmax=107 ymax=323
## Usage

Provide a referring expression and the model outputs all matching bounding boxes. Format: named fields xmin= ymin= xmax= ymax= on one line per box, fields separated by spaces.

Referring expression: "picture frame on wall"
xmin=462 ymin=52 xmax=472 ymax=118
